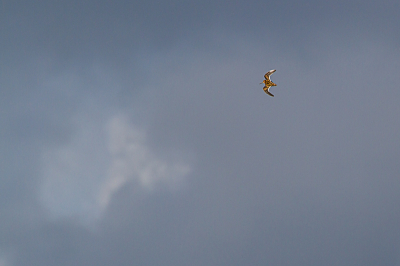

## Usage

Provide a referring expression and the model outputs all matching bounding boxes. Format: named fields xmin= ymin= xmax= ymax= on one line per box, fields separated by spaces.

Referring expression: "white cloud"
xmin=40 ymin=113 xmax=191 ymax=225
xmin=99 ymin=115 xmax=191 ymax=208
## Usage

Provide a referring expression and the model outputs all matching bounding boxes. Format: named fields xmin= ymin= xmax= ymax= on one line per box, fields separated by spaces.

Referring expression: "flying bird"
xmin=260 ymin=69 xmax=277 ymax=97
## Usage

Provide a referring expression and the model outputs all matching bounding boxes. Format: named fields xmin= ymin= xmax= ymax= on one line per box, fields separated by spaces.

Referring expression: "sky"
xmin=1 ymin=0 xmax=400 ymax=265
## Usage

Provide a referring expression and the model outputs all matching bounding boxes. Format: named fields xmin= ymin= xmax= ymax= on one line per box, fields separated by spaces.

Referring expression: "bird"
xmin=260 ymin=69 xmax=277 ymax=97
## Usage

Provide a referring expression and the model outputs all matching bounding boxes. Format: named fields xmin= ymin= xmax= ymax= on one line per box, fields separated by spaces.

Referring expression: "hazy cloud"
xmin=101 ymin=115 xmax=191 ymax=207
xmin=40 ymin=111 xmax=191 ymax=224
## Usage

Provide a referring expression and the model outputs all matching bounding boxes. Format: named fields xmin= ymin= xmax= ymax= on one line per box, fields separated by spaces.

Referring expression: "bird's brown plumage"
xmin=260 ymin=69 xmax=277 ymax=97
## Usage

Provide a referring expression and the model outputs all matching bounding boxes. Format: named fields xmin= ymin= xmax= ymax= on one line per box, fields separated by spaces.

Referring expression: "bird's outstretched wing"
xmin=263 ymin=86 xmax=274 ymax=97
xmin=264 ymin=69 xmax=276 ymax=80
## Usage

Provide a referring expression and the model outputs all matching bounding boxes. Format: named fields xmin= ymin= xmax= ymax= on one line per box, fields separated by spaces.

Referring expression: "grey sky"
xmin=2 ymin=0 xmax=400 ymax=265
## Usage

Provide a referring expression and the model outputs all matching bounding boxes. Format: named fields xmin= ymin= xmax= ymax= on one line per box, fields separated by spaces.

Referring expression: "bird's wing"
xmin=263 ymin=86 xmax=274 ymax=97
xmin=264 ymin=69 xmax=276 ymax=79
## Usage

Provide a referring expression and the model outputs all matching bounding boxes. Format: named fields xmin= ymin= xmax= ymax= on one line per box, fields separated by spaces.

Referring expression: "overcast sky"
xmin=1 ymin=0 xmax=400 ymax=265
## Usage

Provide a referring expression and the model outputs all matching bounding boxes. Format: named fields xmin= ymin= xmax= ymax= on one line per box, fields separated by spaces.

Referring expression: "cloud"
xmin=99 ymin=115 xmax=191 ymax=209
xmin=39 ymin=102 xmax=191 ymax=225
xmin=39 ymin=112 xmax=191 ymax=225
xmin=39 ymin=109 xmax=111 ymax=224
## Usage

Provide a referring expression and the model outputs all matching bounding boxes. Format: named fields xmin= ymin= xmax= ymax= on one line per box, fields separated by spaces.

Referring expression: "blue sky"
xmin=1 ymin=0 xmax=400 ymax=265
